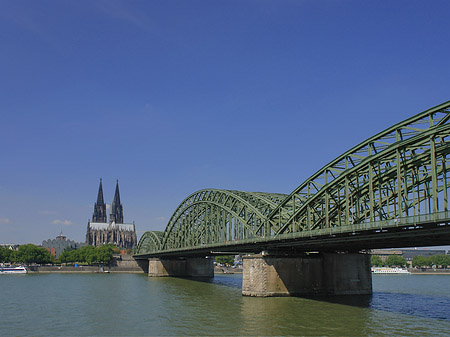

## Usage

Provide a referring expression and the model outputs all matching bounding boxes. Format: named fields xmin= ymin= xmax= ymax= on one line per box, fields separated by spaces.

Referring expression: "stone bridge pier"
xmin=147 ymin=257 xmax=214 ymax=277
xmin=242 ymin=252 xmax=372 ymax=297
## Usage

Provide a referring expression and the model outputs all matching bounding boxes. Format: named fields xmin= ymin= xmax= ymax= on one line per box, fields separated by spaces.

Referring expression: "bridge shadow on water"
xmin=178 ymin=273 xmax=243 ymax=290
xmin=179 ymin=274 xmax=450 ymax=321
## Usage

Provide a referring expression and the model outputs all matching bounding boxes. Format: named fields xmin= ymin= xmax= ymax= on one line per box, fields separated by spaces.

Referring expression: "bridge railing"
xmin=275 ymin=210 xmax=450 ymax=241
xmin=135 ymin=211 xmax=450 ymax=256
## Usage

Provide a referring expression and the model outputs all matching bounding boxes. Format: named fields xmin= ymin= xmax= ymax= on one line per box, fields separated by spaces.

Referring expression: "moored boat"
xmin=371 ymin=267 xmax=410 ymax=274
xmin=0 ymin=266 xmax=28 ymax=274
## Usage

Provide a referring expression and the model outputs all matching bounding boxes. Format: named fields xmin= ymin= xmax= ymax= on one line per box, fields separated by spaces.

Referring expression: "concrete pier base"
xmin=148 ymin=257 xmax=213 ymax=277
xmin=242 ymin=253 xmax=372 ymax=297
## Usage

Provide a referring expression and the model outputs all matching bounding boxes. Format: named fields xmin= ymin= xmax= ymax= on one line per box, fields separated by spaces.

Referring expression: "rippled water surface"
xmin=0 ymin=273 xmax=449 ymax=336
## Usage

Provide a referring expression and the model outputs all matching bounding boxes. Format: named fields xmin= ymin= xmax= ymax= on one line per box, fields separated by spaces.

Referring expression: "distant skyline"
xmin=1 ymin=1 xmax=450 ymax=248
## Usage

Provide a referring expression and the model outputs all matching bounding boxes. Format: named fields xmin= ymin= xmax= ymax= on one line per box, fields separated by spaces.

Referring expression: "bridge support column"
xmin=148 ymin=257 xmax=213 ymax=277
xmin=242 ymin=252 xmax=372 ymax=297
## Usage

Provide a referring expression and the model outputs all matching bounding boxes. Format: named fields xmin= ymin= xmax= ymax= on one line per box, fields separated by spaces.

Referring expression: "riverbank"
xmin=409 ymin=268 xmax=450 ymax=274
xmin=28 ymin=262 xmax=243 ymax=274
xmin=214 ymin=266 xmax=243 ymax=274
xmin=29 ymin=265 xmax=243 ymax=274
xmin=27 ymin=265 xmax=144 ymax=273
xmin=27 ymin=255 xmax=144 ymax=274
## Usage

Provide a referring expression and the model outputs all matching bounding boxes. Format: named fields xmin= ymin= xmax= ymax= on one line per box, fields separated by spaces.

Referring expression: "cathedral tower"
xmin=110 ymin=180 xmax=124 ymax=224
xmin=86 ymin=179 xmax=136 ymax=248
xmin=92 ymin=178 xmax=107 ymax=223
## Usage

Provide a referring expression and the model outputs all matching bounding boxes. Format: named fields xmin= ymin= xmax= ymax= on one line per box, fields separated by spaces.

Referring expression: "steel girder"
xmin=136 ymin=100 xmax=450 ymax=255
xmin=159 ymin=189 xmax=287 ymax=251
xmin=135 ymin=231 xmax=163 ymax=254
xmin=268 ymin=100 xmax=450 ymax=235
xmin=272 ymin=124 xmax=450 ymax=236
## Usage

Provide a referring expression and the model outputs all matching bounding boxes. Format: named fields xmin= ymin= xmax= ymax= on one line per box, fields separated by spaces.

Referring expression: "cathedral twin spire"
xmin=92 ymin=179 xmax=123 ymax=224
xmin=110 ymin=180 xmax=124 ymax=224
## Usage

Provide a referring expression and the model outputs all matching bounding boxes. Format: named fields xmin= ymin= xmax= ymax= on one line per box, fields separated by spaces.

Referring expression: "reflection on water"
xmin=302 ymin=294 xmax=373 ymax=308
xmin=0 ymin=273 xmax=449 ymax=336
xmin=210 ymin=274 xmax=243 ymax=289
xmin=239 ymin=294 xmax=371 ymax=336
xmin=207 ymin=273 xmax=450 ymax=321
xmin=371 ymin=292 xmax=450 ymax=320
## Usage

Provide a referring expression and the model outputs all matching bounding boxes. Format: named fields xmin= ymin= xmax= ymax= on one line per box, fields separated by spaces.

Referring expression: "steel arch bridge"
xmin=135 ymin=101 xmax=450 ymax=258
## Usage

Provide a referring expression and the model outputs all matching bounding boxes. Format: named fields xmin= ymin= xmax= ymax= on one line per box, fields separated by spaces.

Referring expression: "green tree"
xmin=385 ymin=255 xmax=406 ymax=267
xmin=108 ymin=245 xmax=120 ymax=254
xmin=13 ymin=244 xmax=53 ymax=264
xmin=0 ymin=247 xmax=11 ymax=263
xmin=441 ymin=255 xmax=450 ymax=268
xmin=412 ymin=255 xmax=432 ymax=268
xmin=59 ymin=248 xmax=77 ymax=264
xmin=58 ymin=250 xmax=69 ymax=264
xmin=58 ymin=245 xmax=114 ymax=265
xmin=70 ymin=245 xmax=94 ymax=263
xmin=215 ymin=255 xmax=235 ymax=266
xmin=430 ymin=255 xmax=450 ymax=268
xmin=96 ymin=246 xmax=113 ymax=264
xmin=371 ymin=255 xmax=384 ymax=267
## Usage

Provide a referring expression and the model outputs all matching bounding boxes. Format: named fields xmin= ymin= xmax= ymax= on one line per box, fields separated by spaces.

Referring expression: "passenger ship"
xmin=0 ymin=266 xmax=28 ymax=274
xmin=371 ymin=267 xmax=410 ymax=274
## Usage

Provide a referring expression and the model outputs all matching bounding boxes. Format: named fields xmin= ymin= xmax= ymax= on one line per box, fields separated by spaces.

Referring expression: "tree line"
xmin=0 ymin=244 xmax=53 ymax=264
xmin=0 ymin=244 xmax=114 ymax=265
xmin=371 ymin=255 xmax=407 ymax=267
xmin=59 ymin=245 xmax=113 ymax=265
xmin=411 ymin=254 xmax=450 ymax=268
xmin=371 ymin=254 xmax=450 ymax=268
xmin=215 ymin=255 xmax=235 ymax=266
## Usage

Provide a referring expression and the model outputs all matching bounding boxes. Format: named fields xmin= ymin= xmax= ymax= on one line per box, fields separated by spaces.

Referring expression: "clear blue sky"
xmin=1 ymin=0 xmax=450 ymax=246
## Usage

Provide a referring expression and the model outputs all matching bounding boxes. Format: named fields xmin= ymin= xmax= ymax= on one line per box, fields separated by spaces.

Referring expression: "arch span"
xmin=160 ymin=189 xmax=288 ymax=251
xmin=135 ymin=231 xmax=163 ymax=254
xmin=268 ymin=100 xmax=450 ymax=235
xmin=136 ymin=100 xmax=450 ymax=255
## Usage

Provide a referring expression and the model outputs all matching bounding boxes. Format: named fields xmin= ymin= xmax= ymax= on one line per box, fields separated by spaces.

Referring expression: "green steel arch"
xmin=135 ymin=231 xmax=164 ymax=254
xmin=268 ymin=100 xmax=450 ymax=235
xmin=136 ymin=100 xmax=450 ymax=254
xmin=160 ymin=189 xmax=288 ymax=251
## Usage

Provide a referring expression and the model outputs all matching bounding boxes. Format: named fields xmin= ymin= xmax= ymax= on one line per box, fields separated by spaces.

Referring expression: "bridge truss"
xmin=135 ymin=101 xmax=450 ymax=257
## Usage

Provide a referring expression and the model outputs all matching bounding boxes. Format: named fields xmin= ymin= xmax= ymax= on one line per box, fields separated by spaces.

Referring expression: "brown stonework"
xmin=242 ymin=253 xmax=372 ymax=297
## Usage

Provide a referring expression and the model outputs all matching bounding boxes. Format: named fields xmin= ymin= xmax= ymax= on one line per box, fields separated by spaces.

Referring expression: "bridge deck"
xmin=134 ymin=212 xmax=450 ymax=258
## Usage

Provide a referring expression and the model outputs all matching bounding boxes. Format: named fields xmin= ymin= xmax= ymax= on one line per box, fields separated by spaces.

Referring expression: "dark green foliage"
xmin=385 ymin=255 xmax=406 ymax=267
xmin=10 ymin=244 xmax=53 ymax=264
xmin=370 ymin=255 xmax=384 ymax=267
xmin=430 ymin=255 xmax=450 ymax=268
xmin=413 ymin=255 xmax=450 ymax=268
xmin=0 ymin=247 xmax=11 ymax=263
xmin=215 ymin=255 xmax=235 ymax=266
xmin=412 ymin=255 xmax=432 ymax=268
xmin=58 ymin=245 xmax=113 ymax=265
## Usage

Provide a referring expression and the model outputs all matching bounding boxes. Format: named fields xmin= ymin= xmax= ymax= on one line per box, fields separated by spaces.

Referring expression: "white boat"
xmin=371 ymin=267 xmax=410 ymax=274
xmin=0 ymin=266 xmax=28 ymax=274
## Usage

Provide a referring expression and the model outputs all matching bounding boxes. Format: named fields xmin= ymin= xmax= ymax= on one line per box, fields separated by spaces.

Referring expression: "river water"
xmin=0 ymin=273 xmax=449 ymax=336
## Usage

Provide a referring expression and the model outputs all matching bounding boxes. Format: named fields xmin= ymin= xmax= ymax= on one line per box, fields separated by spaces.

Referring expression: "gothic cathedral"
xmin=86 ymin=179 xmax=137 ymax=248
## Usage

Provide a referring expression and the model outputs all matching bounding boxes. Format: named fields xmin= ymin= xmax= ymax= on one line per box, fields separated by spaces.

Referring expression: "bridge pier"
xmin=148 ymin=257 xmax=213 ymax=277
xmin=242 ymin=252 xmax=372 ymax=297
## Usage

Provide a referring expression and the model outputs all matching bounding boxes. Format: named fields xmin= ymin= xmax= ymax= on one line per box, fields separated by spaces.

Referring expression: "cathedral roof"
xmin=88 ymin=222 xmax=135 ymax=232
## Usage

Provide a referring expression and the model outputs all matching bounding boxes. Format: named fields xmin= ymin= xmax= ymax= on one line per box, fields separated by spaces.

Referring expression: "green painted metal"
xmin=135 ymin=231 xmax=163 ymax=253
xmin=135 ymin=101 xmax=450 ymax=256
xmin=268 ymin=100 xmax=450 ymax=235
xmin=160 ymin=189 xmax=287 ymax=251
